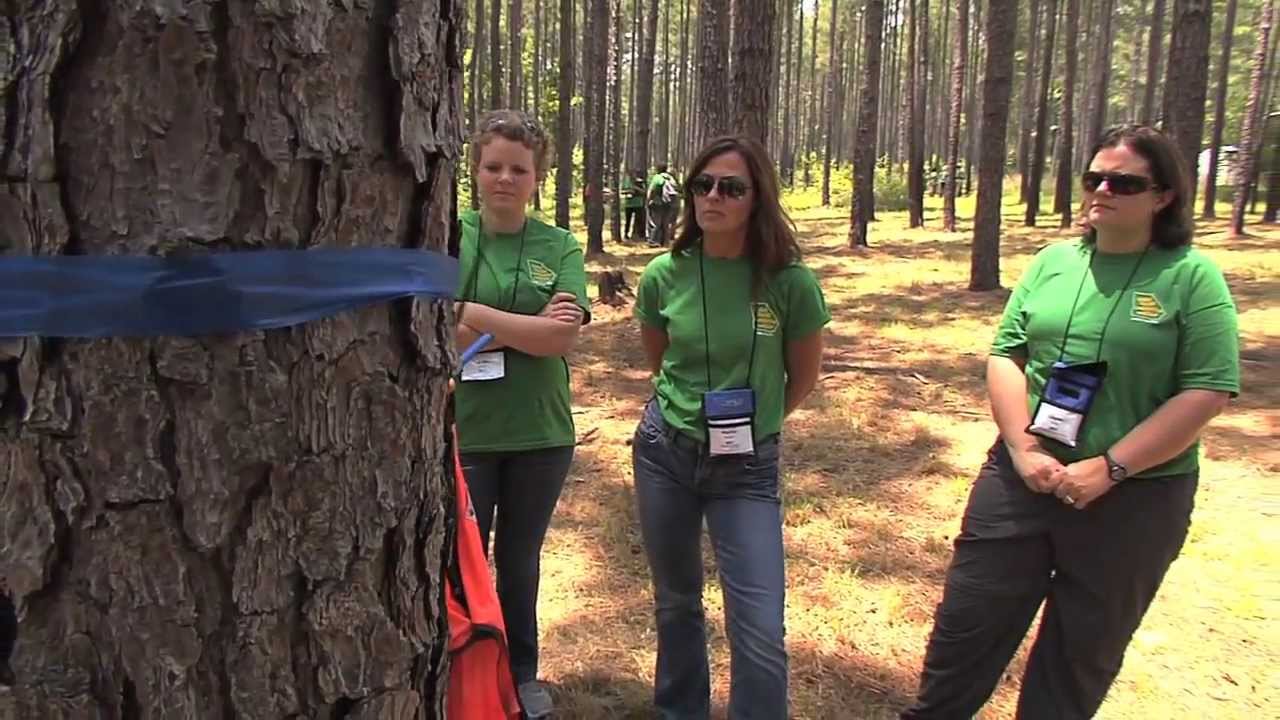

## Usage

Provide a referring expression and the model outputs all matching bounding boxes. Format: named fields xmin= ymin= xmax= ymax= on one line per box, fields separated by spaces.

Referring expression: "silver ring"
xmin=1062 ymin=495 xmax=1075 ymax=505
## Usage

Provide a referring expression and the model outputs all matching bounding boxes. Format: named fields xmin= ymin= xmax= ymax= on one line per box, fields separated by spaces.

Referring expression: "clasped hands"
xmin=1008 ymin=443 xmax=1114 ymax=510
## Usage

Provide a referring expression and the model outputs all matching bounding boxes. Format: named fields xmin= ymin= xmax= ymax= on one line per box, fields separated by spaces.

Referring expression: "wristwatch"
xmin=1103 ymin=450 xmax=1129 ymax=483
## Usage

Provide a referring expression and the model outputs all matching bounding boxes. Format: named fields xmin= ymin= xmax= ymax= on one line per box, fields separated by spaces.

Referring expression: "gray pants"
xmin=902 ymin=442 xmax=1197 ymax=719
xmin=647 ymin=203 xmax=677 ymax=246
xmin=632 ymin=398 xmax=788 ymax=719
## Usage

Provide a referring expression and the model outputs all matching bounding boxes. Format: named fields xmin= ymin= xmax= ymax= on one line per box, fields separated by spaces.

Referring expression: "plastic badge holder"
xmin=704 ymin=388 xmax=756 ymax=419
xmin=1042 ymin=361 xmax=1106 ymax=415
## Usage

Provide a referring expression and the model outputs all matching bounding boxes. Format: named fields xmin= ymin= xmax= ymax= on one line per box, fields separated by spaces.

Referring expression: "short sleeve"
xmin=780 ymin=266 xmax=830 ymax=339
xmin=555 ymin=231 xmax=592 ymax=324
xmin=991 ymin=249 xmax=1050 ymax=358
xmin=1175 ymin=259 xmax=1241 ymax=396
xmin=634 ymin=256 xmax=668 ymax=329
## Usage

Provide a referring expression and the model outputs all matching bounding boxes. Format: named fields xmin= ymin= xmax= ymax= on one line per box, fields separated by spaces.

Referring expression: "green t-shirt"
xmin=634 ymin=247 xmax=831 ymax=442
xmin=992 ymin=239 xmax=1240 ymax=477
xmin=647 ymin=172 xmax=676 ymax=205
xmin=454 ymin=210 xmax=591 ymax=453
xmin=621 ymin=176 xmax=645 ymax=209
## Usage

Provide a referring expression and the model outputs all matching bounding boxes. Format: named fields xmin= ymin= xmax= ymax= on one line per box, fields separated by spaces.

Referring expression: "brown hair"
xmin=1084 ymin=124 xmax=1194 ymax=248
xmin=673 ymin=135 xmax=801 ymax=289
xmin=469 ymin=109 xmax=552 ymax=181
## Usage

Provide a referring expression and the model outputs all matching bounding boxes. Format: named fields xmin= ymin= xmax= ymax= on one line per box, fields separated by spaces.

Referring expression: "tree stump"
xmin=597 ymin=270 xmax=632 ymax=306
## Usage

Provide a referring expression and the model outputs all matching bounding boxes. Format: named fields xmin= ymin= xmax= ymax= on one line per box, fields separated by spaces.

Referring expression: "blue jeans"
xmin=460 ymin=445 xmax=574 ymax=685
xmin=632 ymin=399 xmax=788 ymax=719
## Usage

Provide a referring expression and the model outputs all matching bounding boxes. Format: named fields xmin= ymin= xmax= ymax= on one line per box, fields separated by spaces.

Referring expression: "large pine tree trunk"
xmin=783 ymin=0 xmax=798 ymax=182
xmin=587 ymin=0 xmax=609 ymax=252
xmin=1203 ymin=0 xmax=1240 ymax=218
xmin=1055 ymin=0 xmax=1079 ymax=226
xmin=1025 ymin=0 xmax=1059 ymax=226
xmin=1084 ymin=0 xmax=1114 ymax=149
xmin=970 ymin=0 xmax=1017 ymax=291
xmin=1162 ymin=0 xmax=1213 ymax=206
xmin=696 ymin=0 xmax=732 ymax=145
xmin=0 ymin=2 xmax=462 ymax=717
xmin=850 ymin=0 xmax=886 ymax=248
xmin=944 ymin=0 xmax=969 ymax=231
xmin=635 ymin=0 xmax=661 ymax=173
xmin=556 ymin=0 xmax=575 ymax=227
xmin=1141 ymin=0 xmax=1166 ymax=124
xmin=732 ymin=0 xmax=778 ymax=144
xmin=490 ymin=0 xmax=505 ymax=107
xmin=908 ymin=0 xmax=929 ymax=226
xmin=805 ymin=0 xmax=821 ymax=185
xmin=610 ymin=0 xmax=625 ymax=241
xmin=821 ymin=0 xmax=842 ymax=205
xmin=1017 ymin=0 xmax=1042 ymax=202
xmin=1232 ymin=0 xmax=1275 ymax=236
xmin=510 ymin=0 xmax=525 ymax=110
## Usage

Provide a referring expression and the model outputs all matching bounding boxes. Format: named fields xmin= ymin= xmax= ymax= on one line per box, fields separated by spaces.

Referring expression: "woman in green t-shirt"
xmin=632 ymin=135 xmax=830 ymax=718
xmin=452 ymin=110 xmax=590 ymax=719
xmin=903 ymin=126 xmax=1241 ymax=718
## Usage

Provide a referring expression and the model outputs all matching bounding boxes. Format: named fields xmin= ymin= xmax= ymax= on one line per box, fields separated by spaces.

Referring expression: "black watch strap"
xmin=1103 ymin=451 xmax=1128 ymax=482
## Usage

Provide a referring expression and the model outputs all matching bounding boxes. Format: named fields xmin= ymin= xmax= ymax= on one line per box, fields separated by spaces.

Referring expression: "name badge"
xmin=460 ymin=350 xmax=506 ymax=382
xmin=1027 ymin=361 xmax=1107 ymax=447
xmin=704 ymin=388 xmax=756 ymax=456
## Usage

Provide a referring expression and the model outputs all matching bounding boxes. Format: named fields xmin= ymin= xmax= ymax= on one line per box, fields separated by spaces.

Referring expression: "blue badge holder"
xmin=1041 ymin=361 xmax=1107 ymax=414
xmin=704 ymin=388 xmax=756 ymax=420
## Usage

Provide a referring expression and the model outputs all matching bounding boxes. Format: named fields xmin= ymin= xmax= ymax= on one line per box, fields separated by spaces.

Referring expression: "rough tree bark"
xmin=1025 ymin=0 xmax=1059 ymax=226
xmin=970 ymin=0 xmax=1017 ymax=291
xmin=908 ymin=0 xmax=929 ymax=227
xmin=1017 ymin=0 xmax=1042 ymax=202
xmin=850 ymin=0 xmax=886 ymax=248
xmin=1203 ymin=0 xmax=1240 ymax=218
xmin=0 ymin=1 xmax=462 ymax=718
xmin=944 ymin=0 xmax=969 ymax=231
xmin=732 ymin=0 xmax=778 ymax=144
xmin=1162 ymin=0 xmax=1213 ymax=206
xmin=510 ymin=0 xmax=525 ymax=110
xmin=490 ymin=0 xmax=505 ymax=107
xmin=1055 ymin=0 xmax=1079 ymax=227
xmin=587 ymin=0 xmax=609 ymax=253
xmin=1084 ymin=0 xmax=1114 ymax=149
xmin=610 ymin=0 xmax=624 ymax=241
xmin=821 ymin=0 xmax=842 ymax=205
xmin=696 ymin=0 xmax=732 ymax=146
xmin=1232 ymin=0 xmax=1275 ymax=236
xmin=635 ymin=0 xmax=661 ymax=172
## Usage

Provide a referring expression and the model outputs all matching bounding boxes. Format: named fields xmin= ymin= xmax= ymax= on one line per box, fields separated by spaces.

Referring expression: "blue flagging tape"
xmin=0 ymin=248 xmax=459 ymax=338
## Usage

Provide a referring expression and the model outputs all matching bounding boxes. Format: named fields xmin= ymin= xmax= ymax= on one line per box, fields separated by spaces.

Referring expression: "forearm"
xmin=461 ymin=303 xmax=579 ymax=357
xmin=640 ymin=325 xmax=669 ymax=375
xmin=784 ymin=374 xmax=817 ymax=416
xmin=1107 ymin=389 xmax=1231 ymax=475
xmin=987 ymin=354 xmax=1039 ymax=452
xmin=455 ymin=320 xmax=505 ymax=353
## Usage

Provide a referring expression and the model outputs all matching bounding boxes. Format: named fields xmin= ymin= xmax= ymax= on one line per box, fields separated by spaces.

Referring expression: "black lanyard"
xmin=698 ymin=244 xmax=758 ymax=390
xmin=465 ymin=216 xmax=528 ymax=312
xmin=1057 ymin=244 xmax=1150 ymax=363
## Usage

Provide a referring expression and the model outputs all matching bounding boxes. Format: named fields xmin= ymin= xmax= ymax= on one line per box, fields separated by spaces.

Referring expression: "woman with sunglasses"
xmin=902 ymin=125 xmax=1240 ymax=718
xmin=453 ymin=109 xmax=590 ymax=719
xmin=631 ymin=135 xmax=829 ymax=718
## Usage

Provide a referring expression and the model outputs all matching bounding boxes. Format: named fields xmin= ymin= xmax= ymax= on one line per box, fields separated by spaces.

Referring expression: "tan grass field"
xmin=529 ymin=193 xmax=1278 ymax=719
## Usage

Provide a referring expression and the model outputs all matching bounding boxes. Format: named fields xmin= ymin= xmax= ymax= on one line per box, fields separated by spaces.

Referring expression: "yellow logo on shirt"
xmin=527 ymin=259 xmax=557 ymax=287
xmin=1130 ymin=292 xmax=1166 ymax=323
xmin=753 ymin=303 xmax=780 ymax=336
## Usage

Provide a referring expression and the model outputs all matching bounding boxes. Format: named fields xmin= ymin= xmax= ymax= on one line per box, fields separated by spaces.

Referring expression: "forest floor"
xmin=526 ymin=192 xmax=1278 ymax=719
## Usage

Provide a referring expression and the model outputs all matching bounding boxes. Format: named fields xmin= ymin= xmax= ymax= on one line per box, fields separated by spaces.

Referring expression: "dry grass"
xmin=531 ymin=194 xmax=1279 ymax=719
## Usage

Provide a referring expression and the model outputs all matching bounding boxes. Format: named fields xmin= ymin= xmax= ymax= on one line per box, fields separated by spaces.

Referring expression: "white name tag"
xmin=707 ymin=418 xmax=755 ymax=456
xmin=1029 ymin=402 xmax=1085 ymax=447
xmin=460 ymin=350 xmax=506 ymax=382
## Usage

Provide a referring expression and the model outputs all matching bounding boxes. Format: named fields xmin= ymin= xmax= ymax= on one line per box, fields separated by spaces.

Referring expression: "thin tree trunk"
xmin=491 ymin=0 xmax=505 ymax=107
xmin=783 ymin=0 xmax=796 ymax=183
xmin=610 ymin=0 xmax=624 ymax=240
xmin=850 ymin=0 xmax=886 ymax=247
xmin=970 ymin=0 xmax=1018 ymax=291
xmin=1163 ymin=0 xmax=1213 ymax=207
xmin=1141 ymin=0 xmax=1166 ymax=124
xmin=909 ymin=0 xmax=929 ymax=225
xmin=1073 ymin=0 xmax=1095 ymax=171
xmin=945 ymin=0 xmax=969 ymax=230
xmin=677 ymin=0 xmax=691 ymax=168
xmin=1253 ymin=23 xmax=1280 ymax=214
xmin=556 ymin=0 xmax=575 ymax=227
xmin=587 ymin=0 xmax=609 ymax=252
xmin=1025 ymin=0 xmax=1059 ymax=226
xmin=965 ymin=0 xmax=982 ymax=196
xmin=822 ymin=0 xmax=841 ymax=204
xmin=1085 ymin=0 xmax=1114 ymax=149
xmin=510 ymin=0 xmax=525 ymax=109
xmin=696 ymin=0 xmax=732 ymax=145
xmin=660 ymin=0 xmax=672 ymax=163
xmin=1233 ymin=0 xmax=1275 ymax=235
xmin=1129 ymin=0 xmax=1148 ymax=122
xmin=804 ymin=0 xmax=821 ymax=185
xmin=1055 ymin=0 xmax=1079 ymax=226
xmin=628 ymin=0 xmax=641 ymax=168
xmin=1 ymin=1 xmax=460 ymax=716
xmin=1203 ymin=0 xmax=1239 ymax=218
xmin=533 ymin=0 xmax=545 ymax=209
xmin=637 ymin=0 xmax=662 ymax=172
xmin=1017 ymin=0 xmax=1042 ymax=202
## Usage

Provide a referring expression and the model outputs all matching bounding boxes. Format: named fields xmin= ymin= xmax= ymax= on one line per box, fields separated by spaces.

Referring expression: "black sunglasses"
xmin=1081 ymin=171 xmax=1162 ymax=195
xmin=688 ymin=174 xmax=752 ymax=199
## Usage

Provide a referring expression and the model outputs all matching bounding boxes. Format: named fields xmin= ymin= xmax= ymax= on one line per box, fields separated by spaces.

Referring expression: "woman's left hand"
xmin=1051 ymin=456 xmax=1115 ymax=510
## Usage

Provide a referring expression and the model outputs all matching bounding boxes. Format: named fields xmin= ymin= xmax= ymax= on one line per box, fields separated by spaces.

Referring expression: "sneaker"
xmin=517 ymin=680 xmax=553 ymax=719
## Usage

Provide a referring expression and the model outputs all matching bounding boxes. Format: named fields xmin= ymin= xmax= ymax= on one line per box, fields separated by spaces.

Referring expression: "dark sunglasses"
xmin=688 ymin=174 xmax=752 ymax=199
xmin=1080 ymin=171 xmax=1162 ymax=195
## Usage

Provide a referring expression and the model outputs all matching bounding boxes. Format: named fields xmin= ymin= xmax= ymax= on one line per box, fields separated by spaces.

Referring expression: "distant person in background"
xmin=632 ymin=135 xmax=829 ymax=718
xmin=647 ymin=163 xmax=679 ymax=248
xmin=453 ymin=109 xmax=591 ymax=720
xmin=622 ymin=168 xmax=647 ymax=243
xmin=901 ymin=125 xmax=1241 ymax=719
